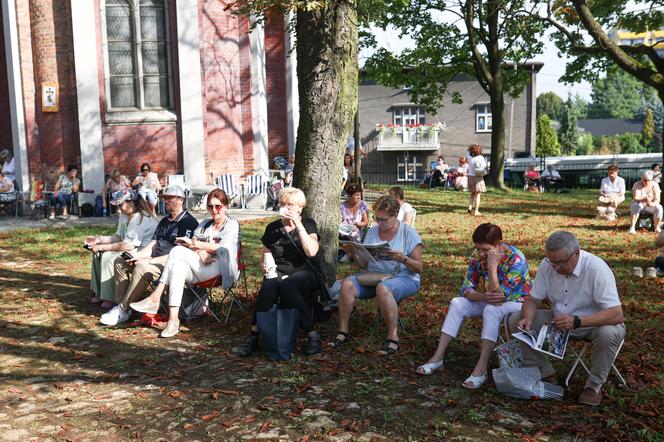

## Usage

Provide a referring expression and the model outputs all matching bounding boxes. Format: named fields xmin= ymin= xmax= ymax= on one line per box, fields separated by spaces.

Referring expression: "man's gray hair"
xmin=545 ymin=231 xmax=580 ymax=254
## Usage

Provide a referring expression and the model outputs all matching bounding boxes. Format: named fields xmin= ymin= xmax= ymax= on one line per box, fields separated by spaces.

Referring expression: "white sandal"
xmin=416 ymin=359 xmax=444 ymax=375
xmin=462 ymin=372 xmax=487 ymax=389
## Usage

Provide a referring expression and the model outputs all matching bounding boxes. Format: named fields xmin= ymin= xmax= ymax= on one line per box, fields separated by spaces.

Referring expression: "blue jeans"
xmin=50 ymin=193 xmax=72 ymax=210
xmin=346 ymin=274 xmax=420 ymax=303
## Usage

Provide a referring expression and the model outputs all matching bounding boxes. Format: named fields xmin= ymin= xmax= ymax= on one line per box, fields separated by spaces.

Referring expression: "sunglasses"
xmin=207 ymin=204 xmax=225 ymax=211
xmin=373 ymin=215 xmax=392 ymax=223
xmin=141 ymin=168 xmax=150 ymax=172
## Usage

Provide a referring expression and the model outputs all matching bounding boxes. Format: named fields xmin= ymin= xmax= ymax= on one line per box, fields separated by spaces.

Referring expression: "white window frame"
xmin=392 ymin=106 xmax=426 ymax=127
xmin=100 ymin=0 xmax=175 ymax=115
xmin=396 ymin=153 xmax=424 ymax=182
xmin=475 ymin=104 xmax=492 ymax=133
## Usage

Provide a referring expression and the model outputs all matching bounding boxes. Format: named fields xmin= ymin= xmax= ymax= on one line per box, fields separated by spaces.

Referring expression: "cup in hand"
xmin=263 ymin=252 xmax=278 ymax=279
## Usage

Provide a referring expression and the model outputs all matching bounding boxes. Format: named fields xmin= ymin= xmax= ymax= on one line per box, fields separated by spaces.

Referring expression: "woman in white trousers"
xmin=416 ymin=223 xmax=532 ymax=389
xmin=131 ymin=188 xmax=239 ymax=338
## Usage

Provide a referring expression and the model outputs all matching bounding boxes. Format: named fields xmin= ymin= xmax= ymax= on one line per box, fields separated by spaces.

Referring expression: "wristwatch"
xmin=573 ymin=316 xmax=581 ymax=329
xmin=99 ymin=245 xmax=105 ymax=252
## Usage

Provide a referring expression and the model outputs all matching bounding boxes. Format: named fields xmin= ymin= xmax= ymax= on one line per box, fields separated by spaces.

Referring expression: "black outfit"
xmin=253 ymin=217 xmax=321 ymax=332
xmin=655 ymin=256 xmax=664 ymax=272
xmin=152 ymin=210 xmax=199 ymax=257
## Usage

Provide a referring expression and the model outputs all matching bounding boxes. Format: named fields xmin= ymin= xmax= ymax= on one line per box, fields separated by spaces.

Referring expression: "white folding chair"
xmin=242 ymin=174 xmax=267 ymax=209
xmin=565 ymin=337 xmax=627 ymax=388
xmin=215 ymin=175 xmax=239 ymax=207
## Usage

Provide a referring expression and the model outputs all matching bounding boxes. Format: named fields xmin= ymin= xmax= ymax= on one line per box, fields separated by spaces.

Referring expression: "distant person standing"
xmin=597 ymin=164 xmax=625 ymax=221
xmin=467 ymin=144 xmax=487 ymax=216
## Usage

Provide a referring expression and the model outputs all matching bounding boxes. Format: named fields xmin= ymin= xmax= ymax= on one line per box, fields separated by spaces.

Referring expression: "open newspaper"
xmin=512 ymin=324 xmax=570 ymax=360
xmin=340 ymin=241 xmax=391 ymax=263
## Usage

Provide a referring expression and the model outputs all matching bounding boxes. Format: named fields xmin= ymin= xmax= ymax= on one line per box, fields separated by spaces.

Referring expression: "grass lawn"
xmin=0 ymin=187 xmax=662 ymax=440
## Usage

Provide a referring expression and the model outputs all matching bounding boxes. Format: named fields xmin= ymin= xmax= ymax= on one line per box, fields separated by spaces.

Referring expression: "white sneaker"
xmin=629 ymin=227 xmax=637 ymax=234
xmin=160 ymin=321 xmax=180 ymax=338
xmin=100 ymin=305 xmax=130 ymax=326
xmin=645 ymin=267 xmax=657 ymax=278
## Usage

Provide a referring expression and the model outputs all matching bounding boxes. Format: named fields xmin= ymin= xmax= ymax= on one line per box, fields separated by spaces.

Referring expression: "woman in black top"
xmin=234 ymin=187 xmax=323 ymax=356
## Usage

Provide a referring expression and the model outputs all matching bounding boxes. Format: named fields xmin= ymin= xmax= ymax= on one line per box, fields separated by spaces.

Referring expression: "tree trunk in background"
xmin=486 ymin=88 xmax=506 ymax=189
xmin=293 ymin=3 xmax=358 ymax=281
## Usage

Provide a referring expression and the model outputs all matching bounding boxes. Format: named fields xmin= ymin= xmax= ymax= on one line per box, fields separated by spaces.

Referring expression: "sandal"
xmin=327 ymin=331 xmax=350 ymax=348
xmin=462 ymin=372 xmax=487 ymax=389
xmin=377 ymin=339 xmax=400 ymax=356
xmin=416 ymin=359 xmax=443 ymax=375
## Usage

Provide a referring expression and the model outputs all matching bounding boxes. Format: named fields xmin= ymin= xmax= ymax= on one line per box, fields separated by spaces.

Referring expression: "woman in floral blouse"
xmin=416 ymin=223 xmax=531 ymax=389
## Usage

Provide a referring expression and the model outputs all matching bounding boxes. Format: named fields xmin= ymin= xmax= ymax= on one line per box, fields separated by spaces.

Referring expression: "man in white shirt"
xmin=598 ymin=164 xmax=626 ymax=220
xmin=510 ymin=231 xmax=625 ymax=406
xmin=541 ymin=164 xmax=563 ymax=192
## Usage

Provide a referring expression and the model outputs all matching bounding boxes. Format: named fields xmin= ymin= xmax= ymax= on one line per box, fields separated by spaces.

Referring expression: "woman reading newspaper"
xmin=329 ymin=195 xmax=423 ymax=356
xmin=416 ymin=223 xmax=532 ymax=389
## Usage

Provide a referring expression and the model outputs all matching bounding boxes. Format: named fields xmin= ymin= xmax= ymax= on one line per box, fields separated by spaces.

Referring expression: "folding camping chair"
xmin=215 ymin=175 xmax=239 ymax=207
xmin=184 ymin=241 xmax=249 ymax=323
xmin=564 ymin=337 xmax=627 ymax=388
xmin=242 ymin=174 xmax=268 ymax=209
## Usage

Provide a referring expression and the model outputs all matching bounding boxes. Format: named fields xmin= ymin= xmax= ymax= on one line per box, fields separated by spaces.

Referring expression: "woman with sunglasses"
xmin=416 ymin=223 xmax=531 ymax=389
xmin=330 ymin=195 xmax=423 ymax=355
xmin=132 ymin=163 xmax=161 ymax=214
xmin=233 ymin=187 xmax=323 ymax=357
xmin=130 ymin=188 xmax=239 ymax=338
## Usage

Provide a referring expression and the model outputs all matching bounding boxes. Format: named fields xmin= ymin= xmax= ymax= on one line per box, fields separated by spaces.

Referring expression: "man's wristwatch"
xmin=573 ymin=316 xmax=581 ymax=329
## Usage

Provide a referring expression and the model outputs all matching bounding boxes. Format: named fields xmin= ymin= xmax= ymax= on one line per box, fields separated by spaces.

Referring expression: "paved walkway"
xmin=0 ymin=208 xmax=276 ymax=233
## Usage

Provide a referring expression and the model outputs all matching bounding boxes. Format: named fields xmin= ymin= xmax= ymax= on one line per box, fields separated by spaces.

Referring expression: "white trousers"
xmin=160 ymin=246 xmax=220 ymax=308
xmin=629 ymin=200 xmax=663 ymax=219
xmin=441 ymin=296 xmax=522 ymax=342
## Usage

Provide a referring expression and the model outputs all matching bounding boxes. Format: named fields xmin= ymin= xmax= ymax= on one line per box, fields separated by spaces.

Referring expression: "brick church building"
xmin=0 ymin=0 xmax=297 ymax=203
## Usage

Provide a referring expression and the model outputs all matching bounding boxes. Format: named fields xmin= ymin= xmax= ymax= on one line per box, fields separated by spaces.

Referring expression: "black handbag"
xmin=256 ymin=305 xmax=300 ymax=361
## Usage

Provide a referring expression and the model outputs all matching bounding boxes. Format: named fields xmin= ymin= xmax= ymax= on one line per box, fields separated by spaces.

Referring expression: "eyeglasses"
xmin=207 ymin=204 xmax=225 ymax=211
xmin=141 ymin=168 xmax=150 ymax=172
xmin=279 ymin=202 xmax=297 ymax=208
xmin=373 ymin=215 xmax=392 ymax=223
xmin=544 ymin=252 xmax=575 ymax=266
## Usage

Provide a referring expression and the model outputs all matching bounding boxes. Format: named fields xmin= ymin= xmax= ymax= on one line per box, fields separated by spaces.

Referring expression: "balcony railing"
xmin=376 ymin=125 xmax=440 ymax=151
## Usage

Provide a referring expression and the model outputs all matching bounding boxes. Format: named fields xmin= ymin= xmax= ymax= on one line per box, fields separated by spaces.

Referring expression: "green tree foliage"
xmin=570 ymin=93 xmax=588 ymax=119
xmin=619 ymin=133 xmax=647 ymax=154
xmin=537 ymin=92 xmax=564 ymax=121
xmin=558 ymin=98 xmax=580 ymax=155
xmin=533 ymin=0 xmax=664 ymax=162
xmin=536 ymin=114 xmax=561 ymax=156
xmin=588 ymin=65 xmax=653 ymax=119
xmin=643 ymin=108 xmax=655 ymax=147
xmin=576 ymin=133 xmax=594 ymax=155
xmin=364 ymin=0 xmax=545 ymax=188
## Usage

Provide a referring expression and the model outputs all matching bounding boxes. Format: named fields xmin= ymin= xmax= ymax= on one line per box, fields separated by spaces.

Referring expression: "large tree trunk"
xmin=486 ymin=87 xmax=506 ymax=189
xmin=660 ymin=91 xmax=664 ymax=165
xmin=293 ymin=3 xmax=358 ymax=281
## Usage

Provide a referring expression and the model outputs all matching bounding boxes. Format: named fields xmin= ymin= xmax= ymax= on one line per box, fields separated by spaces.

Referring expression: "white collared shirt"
xmin=531 ymin=250 xmax=621 ymax=317
xmin=600 ymin=176 xmax=625 ymax=196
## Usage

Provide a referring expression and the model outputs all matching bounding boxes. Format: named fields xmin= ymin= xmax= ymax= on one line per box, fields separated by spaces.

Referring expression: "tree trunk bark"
xmin=294 ymin=3 xmax=358 ymax=281
xmin=486 ymin=87 xmax=506 ymax=189
xmin=660 ymin=91 xmax=664 ymax=165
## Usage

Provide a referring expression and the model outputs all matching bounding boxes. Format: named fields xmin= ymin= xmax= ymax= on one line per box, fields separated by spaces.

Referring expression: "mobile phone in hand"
xmin=121 ymin=251 xmax=134 ymax=260
xmin=83 ymin=244 xmax=92 ymax=250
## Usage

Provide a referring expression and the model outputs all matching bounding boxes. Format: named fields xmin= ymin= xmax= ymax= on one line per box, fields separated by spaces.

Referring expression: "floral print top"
xmin=460 ymin=242 xmax=531 ymax=302
xmin=339 ymin=200 xmax=368 ymax=242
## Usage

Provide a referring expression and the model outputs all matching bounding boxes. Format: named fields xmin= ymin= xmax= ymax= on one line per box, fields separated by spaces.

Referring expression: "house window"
xmin=104 ymin=0 xmax=173 ymax=110
xmin=392 ymin=107 xmax=426 ymax=127
xmin=476 ymin=104 xmax=492 ymax=133
xmin=396 ymin=153 xmax=424 ymax=182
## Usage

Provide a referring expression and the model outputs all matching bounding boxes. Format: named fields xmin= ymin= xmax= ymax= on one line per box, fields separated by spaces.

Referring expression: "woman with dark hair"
xmin=132 ymin=162 xmax=161 ymax=214
xmin=130 ymin=188 xmax=239 ymax=338
xmin=49 ymin=164 xmax=81 ymax=219
xmin=467 ymin=144 xmax=487 ymax=215
xmin=416 ymin=223 xmax=531 ymax=388
xmin=339 ymin=184 xmax=369 ymax=242
xmin=233 ymin=187 xmax=323 ymax=356
xmin=85 ymin=190 xmax=158 ymax=308
xmin=330 ymin=195 xmax=423 ymax=355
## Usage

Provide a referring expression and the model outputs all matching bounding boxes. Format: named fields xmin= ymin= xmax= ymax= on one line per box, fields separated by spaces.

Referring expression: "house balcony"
xmin=375 ymin=125 xmax=440 ymax=151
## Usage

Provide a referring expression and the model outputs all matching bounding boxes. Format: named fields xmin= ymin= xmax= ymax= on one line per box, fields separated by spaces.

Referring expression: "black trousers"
xmin=656 ymin=256 xmax=664 ymax=272
xmin=252 ymin=268 xmax=319 ymax=332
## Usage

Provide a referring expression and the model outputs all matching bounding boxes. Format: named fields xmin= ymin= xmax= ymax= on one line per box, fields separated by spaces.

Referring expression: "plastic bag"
xmin=492 ymin=367 xmax=564 ymax=400
xmin=256 ymin=305 xmax=300 ymax=361
xmin=495 ymin=340 xmax=523 ymax=369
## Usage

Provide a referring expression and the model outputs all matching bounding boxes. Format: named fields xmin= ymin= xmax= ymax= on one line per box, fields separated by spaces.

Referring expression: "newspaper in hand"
xmin=339 ymin=241 xmax=391 ymax=263
xmin=512 ymin=323 xmax=570 ymax=360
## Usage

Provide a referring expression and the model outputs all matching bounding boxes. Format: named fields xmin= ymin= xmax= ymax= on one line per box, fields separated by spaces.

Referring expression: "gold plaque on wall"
xmin=42 ymin=81 xmax=59 ymax=112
